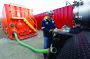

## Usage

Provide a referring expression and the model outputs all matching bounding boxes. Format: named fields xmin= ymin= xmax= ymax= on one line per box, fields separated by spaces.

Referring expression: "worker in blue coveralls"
xmin=42 ymin=11 xmax=56 ymax=59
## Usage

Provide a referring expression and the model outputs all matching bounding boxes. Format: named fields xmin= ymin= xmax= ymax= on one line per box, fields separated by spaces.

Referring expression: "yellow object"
xmin=44 ymin=16 xmax=49 ymax=19
xmin=12 ymin=17 xmax=37 ymax=32
xmin=23 ymin=18 xmax=37 ymax=32
xmin=28 ymin=16 xmax=37 ymax=30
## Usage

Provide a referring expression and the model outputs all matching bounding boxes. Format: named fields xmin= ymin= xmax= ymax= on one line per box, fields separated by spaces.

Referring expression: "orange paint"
xmin=2 ymin=4 xmax=37 ymax=40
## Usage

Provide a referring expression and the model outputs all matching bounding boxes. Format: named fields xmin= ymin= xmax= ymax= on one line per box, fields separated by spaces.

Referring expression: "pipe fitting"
xmin=50 ymin=44 xmax=57 ymax=53
xmin=50 ymin=47 xmax=57 ymax=53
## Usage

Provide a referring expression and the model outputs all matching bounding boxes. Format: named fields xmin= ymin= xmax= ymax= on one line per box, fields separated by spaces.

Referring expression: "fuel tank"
xmin=73 ymin=0 xmax=90 ymax=28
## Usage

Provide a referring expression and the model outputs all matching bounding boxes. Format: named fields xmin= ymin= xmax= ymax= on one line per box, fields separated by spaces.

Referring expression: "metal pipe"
xmin=12 ymin=17 xmax=37 ymax=32
xmin=23 ymin=18 xmax=37 ymax=32
xmin=14 ymin=32 xmax=49 ymax=53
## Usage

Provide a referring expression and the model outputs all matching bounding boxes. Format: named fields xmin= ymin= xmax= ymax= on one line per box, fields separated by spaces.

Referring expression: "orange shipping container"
xmin=2 ymin=4 xmax=37 ymax=40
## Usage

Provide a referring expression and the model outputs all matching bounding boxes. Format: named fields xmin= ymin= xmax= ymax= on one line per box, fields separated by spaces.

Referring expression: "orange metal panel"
xmin=2 ymin=4 xmax=37 ymax=40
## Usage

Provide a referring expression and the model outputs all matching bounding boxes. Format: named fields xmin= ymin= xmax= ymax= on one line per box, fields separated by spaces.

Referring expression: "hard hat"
xmin=46 ymin=11 xmax=54 ymax=16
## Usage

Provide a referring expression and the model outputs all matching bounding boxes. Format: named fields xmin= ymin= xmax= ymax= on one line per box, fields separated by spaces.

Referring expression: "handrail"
xmin=12 ymin=17 xmax=37 ymax=32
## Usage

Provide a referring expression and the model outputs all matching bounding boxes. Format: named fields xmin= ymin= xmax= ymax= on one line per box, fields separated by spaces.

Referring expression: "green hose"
xmin=14 ymin=32 xmax=49 ymax=53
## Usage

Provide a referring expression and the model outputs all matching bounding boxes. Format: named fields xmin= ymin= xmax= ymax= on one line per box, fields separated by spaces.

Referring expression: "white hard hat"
xmin=46 ymin=10 xmax=54 ymax=16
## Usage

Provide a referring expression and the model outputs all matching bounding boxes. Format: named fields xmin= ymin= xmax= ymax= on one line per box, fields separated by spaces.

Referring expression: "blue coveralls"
xmin=42 ymin=17 xmax=56 ymax=58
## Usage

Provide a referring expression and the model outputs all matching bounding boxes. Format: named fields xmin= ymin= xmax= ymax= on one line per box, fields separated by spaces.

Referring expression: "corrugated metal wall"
xmin=34 ymin=5 xmax=73 ymax=29
xmin=2 ymin=4 xmax=37 ymax=40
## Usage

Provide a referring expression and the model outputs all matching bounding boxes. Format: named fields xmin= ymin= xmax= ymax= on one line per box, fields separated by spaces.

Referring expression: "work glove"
xmin=49 ymin=29 xmax=53 ymax=32
xmin=53 ymin=28 xmax=58 ymax=32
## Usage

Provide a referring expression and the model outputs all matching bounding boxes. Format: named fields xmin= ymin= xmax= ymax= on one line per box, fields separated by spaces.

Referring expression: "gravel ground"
xmin=0 ymin=29 xmax=44 ymax=59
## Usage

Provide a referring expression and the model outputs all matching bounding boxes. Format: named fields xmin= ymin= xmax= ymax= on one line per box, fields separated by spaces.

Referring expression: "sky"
xmin=0 ymin=0 xmax=74 ymax=17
